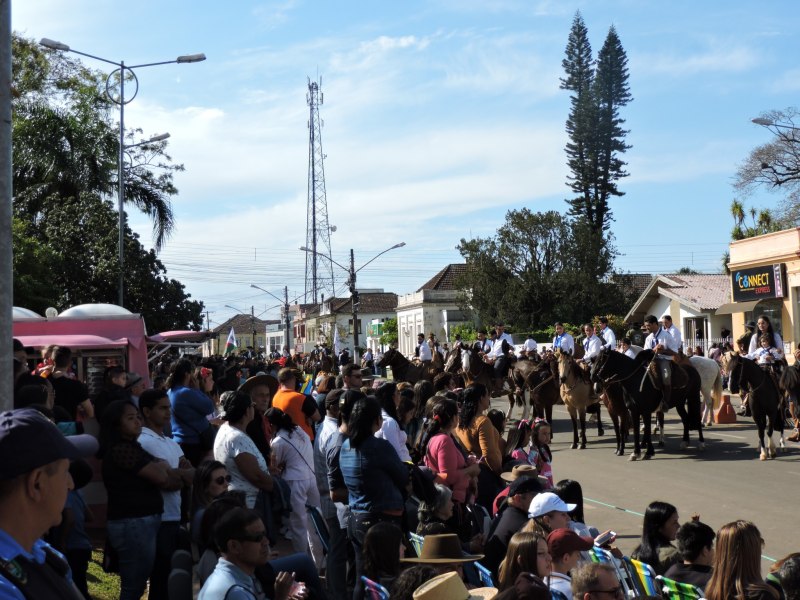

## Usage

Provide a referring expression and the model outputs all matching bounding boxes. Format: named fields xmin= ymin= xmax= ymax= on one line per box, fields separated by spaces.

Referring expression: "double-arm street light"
xmin=300 ymin=243 xmax=406 ymax=361
xmin=250 ymin=285 xmax=292 ymax=354
xmin=39 ymin=38 xmax=205 ymax=307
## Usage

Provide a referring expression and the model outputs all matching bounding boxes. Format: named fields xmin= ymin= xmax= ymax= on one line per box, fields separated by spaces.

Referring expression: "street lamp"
xmin=250 ymin=284 xmax=292 ymax=355
xmin=300 ymin=243 xmax=406 ymax=361
xmin=39 ymin=38 xmax=205 ymax=307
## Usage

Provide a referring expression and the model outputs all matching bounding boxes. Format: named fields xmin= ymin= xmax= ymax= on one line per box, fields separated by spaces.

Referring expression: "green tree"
xmin=730 ymin=198 xmax=780 ymax=240
xmin=379 ymin=318 xmax=398 ymax=346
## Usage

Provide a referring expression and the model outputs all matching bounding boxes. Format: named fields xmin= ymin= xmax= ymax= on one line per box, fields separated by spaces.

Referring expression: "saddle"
xmin=646 ymin=359 xmax=689 ymax=390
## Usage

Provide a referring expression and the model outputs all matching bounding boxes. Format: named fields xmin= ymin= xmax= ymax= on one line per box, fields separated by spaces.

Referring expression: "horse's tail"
xmin=711 ymin=367 xmax=723 ymax=411
xmin=687 ymin=368 xmax=703 ymax=430
xmin=779 ymin=364 xmax=800 ymax=393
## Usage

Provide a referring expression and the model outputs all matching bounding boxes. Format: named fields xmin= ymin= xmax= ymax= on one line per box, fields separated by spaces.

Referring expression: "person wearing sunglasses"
xmin=190 ymin=460 xmax=231 ymax=549
xmin=570 ymin=563 xmax=624 ymax=600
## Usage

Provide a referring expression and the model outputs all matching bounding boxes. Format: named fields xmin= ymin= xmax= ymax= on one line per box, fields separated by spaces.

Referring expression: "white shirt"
xmin=489 ymin=332 xmax=514 ymax=358
xmin=213 ymin=422 xmax=268 ymax=508
xmin=665 ymin=324 xmax=682 ymax=349
xmin=375 ymin=409 xmax=411 ymax=462
xmin=599 ymin=326 xmax=617 ymax=349
xmin=418 ymin=341 xmax=432 ymax=361
xmin=314 ymin=416 xmax=340 ymax=519
xmin=553 ymin=332 xmax=575 ymax=354
xmin=748 ymin=346 xmax=784 ymax=364
xmin=545 ymin=572 xmax=572 ymax=598
xmin=582 ymin=335 xmax=603 ymax=363
xmin=138 ymin=426 xmax=184 ymax=522
xmin=749 ymin=331 xmax=784 ymax=356
xmin=271 ymin=427 xmax=315 ymax=481
xmin=623 ymin=347 xmax=637 ymax=359
xmin=523 ymin=338 xmax=538 ymax=352
xmin=645 ymin=327 xmax=679 ymax=361
xmin=475 ymin=339 xmax=493 ymax=354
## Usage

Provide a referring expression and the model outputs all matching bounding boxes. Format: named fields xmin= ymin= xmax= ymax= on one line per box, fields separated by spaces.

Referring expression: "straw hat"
xmin=238 ymin=373 xmax=278 ymax=396
xmin=413 ymin=572 xmax=497 ymax=600
xmin=401 ymin=534 xmax=484 ymax=564
xmin=500 ymin=464 xmax=538 ymax=483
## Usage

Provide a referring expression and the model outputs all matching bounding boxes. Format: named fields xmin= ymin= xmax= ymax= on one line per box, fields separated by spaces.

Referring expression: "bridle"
xmin=593 ymin=349 xmax=644 ymax=386
xmin=733 ymin=355 xmax=768 ymax=394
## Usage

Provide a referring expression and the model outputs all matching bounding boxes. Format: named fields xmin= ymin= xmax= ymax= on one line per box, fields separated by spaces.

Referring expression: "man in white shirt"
xmin=662 ymin=315 xmax=682 ymax=351
xmin=644 ymin=314 xmax=680 ymax=413
xmin=552 ymin=322 xmax=575 ymax=355
xmin=488 ymin=322 xmax=515 ymax=377
xmin=597 ymin=317 xmax=617 ymax=350
xmin=619 ymin=337 xmax=637 ymax=359
xmin=416 ymin=333 xmax=432 ymax=364
xmin=581 ymin=324 xmax=604 ymax=364
xmin=522 ymin=334 xmax=538 ymax=358
xmin=138 ymin=389 xmax=195 ymax=600
xmin=545 ymin=528 xmax=594 ymax=597
xmin=473 ymin=329 xmax=493 ymax=356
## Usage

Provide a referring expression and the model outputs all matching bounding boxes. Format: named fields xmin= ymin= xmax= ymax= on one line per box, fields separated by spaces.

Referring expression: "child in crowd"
xmin=509 ymin=420 xmax=533 ymax=464
xmin=529 ymin=419 xmax=554 ymax=488
xmin=748 ymin=334 xmax=784 ymax=366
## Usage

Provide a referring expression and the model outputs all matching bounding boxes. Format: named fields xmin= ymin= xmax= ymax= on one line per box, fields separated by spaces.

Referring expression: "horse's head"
xmin=589 ymin=346 xmax=610 ymax=383
xmin=726 ymin=353 xmax=743 ymax=395
xmin=555 ymin=348 xmax=573 ymax=384
xmin=376 ymin=347 xmax=395 ymax=367
xmin=444 ymin=347 xmax=461 ymax=373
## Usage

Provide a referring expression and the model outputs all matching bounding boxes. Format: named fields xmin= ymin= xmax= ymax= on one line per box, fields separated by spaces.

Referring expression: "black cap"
xmin=745 ymin=321 xmax=756 ymax=330
xmin=0 ymin=409 xmax=96 ymax=480
xmin=509 ymin=476 xmax=544 ymax=497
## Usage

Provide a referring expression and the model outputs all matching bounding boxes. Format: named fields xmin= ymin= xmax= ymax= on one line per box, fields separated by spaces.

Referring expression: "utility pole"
xmin=349 ymin=248 xmax=360 ymax=362
xmin=284 ymin=286 xmax=291 ymax=355
xmin=0 ymin=0 xmax=12 ymax=410
xmin=251 ymin=305 xmax=256 ymax=352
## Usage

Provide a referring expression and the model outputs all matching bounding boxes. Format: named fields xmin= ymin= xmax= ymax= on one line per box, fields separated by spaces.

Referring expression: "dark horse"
xmin=728 ymin=354 xmax=785 ymax=460
xmin=376 ymin=347 xmax=439 ymax=383
xmin=590 ymin=347 xmax=704 ymax=460
xmin=511 ymin=354 xmax=559 ymax=425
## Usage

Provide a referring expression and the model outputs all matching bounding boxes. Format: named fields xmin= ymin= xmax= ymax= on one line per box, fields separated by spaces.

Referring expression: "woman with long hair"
xmin=407 ymin=379 xmax=435 ymax=451
xmin=375 ymin=382 xmax=412 ymax=461
xmin=265 ymin=407 xmax=322 ymax=567
xmin=362 ymin=521 xmax=405 ymax=590
xmin=631 ymin=501 xmax=682 ymax=575
xmin=167 ymin=358 xmax=216 ymax=466
xmin=99 ymin=400 xmax=178 ymax=600
xmin=498 ymin=532 xmax=551 ymax=591
xmin=340 ymin=397 xmax=409 ymax=599
xmin=748 ymin=315 xmax=784 ymax=357
xmin=705 ymin=520 xmax=777 ymax=600
xmin=553 ymin=479 xmax=598 ymax=537
xmin=190 ymin=460 xmax=230 ymax=547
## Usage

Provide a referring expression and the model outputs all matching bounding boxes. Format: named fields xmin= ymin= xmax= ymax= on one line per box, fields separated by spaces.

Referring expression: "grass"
xmin=86 ymin=549 xmax=120 ymax=600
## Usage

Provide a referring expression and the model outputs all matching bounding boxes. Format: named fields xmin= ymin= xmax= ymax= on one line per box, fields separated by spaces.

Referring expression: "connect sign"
xmin=732 ymin=264 xmax=785 ymax=302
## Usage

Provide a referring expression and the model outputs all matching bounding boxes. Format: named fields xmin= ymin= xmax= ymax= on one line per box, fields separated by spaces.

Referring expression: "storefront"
xmin=720 ymin=228 xmax=800 ymax=355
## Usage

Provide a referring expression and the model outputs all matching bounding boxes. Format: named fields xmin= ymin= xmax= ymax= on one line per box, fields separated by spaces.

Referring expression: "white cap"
xmin=528 ymin=492 xmax=576 ymax=518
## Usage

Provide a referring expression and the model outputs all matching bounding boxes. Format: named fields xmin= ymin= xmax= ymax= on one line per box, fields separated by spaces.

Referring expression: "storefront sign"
xmin=732 ymin=264 xmax=786 ymax=302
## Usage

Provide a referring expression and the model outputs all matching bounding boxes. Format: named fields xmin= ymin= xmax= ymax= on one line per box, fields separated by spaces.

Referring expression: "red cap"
xmin=547 ymin=528 xmax=594 ymax=557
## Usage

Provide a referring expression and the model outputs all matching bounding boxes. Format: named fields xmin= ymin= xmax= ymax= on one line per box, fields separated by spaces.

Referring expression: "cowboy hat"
xmin=238 ymin=373 xmax=278 ymax=396
xmin=401 ymin=534 xmax=484 ymax=564
xmin=413 ymin=572 xmax=497 ymax=600
xmin=500 ymin=464 xmax=538 ymax=483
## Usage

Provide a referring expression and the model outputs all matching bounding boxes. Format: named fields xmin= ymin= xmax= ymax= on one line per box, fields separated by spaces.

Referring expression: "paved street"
xmin=497 ymin=394 xmax=800 ymax=572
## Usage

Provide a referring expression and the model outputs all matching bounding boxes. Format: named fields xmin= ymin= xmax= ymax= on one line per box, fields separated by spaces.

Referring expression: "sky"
xmin=13 ymin=1 xmax=800 ymax=328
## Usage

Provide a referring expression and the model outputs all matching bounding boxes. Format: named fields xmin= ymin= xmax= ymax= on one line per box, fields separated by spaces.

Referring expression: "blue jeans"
xmin=106 ymin=514 xmax=161 ymax=600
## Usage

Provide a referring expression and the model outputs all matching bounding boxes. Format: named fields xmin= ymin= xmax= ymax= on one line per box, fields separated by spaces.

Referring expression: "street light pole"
xmin=39 ymin=38 xmax=205 ymax=307
xmin=250 ymin=284 xmax=292 ymax=354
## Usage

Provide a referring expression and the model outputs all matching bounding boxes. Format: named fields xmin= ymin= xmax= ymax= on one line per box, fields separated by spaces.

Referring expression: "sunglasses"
xmin=213 ymin=475 xmax=232 ymax=485
xmin=237 ymin=531 xmax=268 ymax=543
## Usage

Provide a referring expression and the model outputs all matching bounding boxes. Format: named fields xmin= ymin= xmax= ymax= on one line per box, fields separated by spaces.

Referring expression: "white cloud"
xmin=634 ymin=42 xmax=760 ymax=77
xmin=252 ymin=0 xmax=300 ymax=30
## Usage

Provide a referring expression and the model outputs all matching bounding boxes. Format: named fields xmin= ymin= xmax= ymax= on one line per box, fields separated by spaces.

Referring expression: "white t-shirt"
xmin=645 ymin=327 xmax=679 ymax=361
xmin=582 ymin=335 xmax=603 ymax=363
xmin=599 ymin=326 xmax=617 ymax=349
xmin=375 ymin=410 xmax=411 ymax=462
xmin=271 ymin=427 xmax=315 ymax=481
xmin=749 ymin=331 xmax=784 ymax=356
xmin=553 ymin=332 xmax=575 ymax=354
xmin=213 ymin=422 xmax=268 ymax=508
xmin=138 ymin=427 xmax=184 ymax=522
xmin=418 ymin=341 xmax=432 ymax=361
xmin=490 ymin=332 xmax=514 ymax=358
xmin=523 ymin=338 xmax=538 ymax=352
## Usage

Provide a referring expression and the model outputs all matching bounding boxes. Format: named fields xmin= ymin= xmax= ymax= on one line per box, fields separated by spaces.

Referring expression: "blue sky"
xmin=13 ymin=1 xmax=800 ymax=327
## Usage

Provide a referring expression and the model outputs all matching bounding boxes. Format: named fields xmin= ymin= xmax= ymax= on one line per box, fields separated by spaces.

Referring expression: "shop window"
xmin=754 ymin=299 xmax=783 ymax=336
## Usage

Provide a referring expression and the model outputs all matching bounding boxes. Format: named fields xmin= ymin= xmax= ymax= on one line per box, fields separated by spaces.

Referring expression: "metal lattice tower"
xmin=304 ymin=77 xmax=335 ymax=304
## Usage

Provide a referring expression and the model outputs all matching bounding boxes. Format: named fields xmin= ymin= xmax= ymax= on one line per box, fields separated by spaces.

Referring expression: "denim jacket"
xmin=340 ymin=436 xmax=408 ymax=514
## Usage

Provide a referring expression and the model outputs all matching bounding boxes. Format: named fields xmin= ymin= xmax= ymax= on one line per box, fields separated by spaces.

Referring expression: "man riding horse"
xmin=643 ymin=314 xmax=680 ymax=413
xmin=484 ymin=322 xmax=514 ymax=379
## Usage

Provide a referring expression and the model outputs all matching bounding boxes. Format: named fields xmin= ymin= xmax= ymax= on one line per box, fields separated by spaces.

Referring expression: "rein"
xmin=529 ymin=374 xmax=555 ymax=395
xmin=739 ymin=358 xmax=769 ymax=394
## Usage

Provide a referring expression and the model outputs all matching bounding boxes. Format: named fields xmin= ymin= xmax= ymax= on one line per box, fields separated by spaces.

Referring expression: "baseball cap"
xmin=547 ymin=528 xmax=594 ymax=557
xmin=509 ymin=476 xmax=544 ymax=497
xmin=0 ymin=409 xmax=97 ymax=480
xmin=528 ymin=492 xmax=576 ymax=518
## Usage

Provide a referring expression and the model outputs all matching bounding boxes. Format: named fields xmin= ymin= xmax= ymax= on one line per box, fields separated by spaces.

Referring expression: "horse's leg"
xmin=595 ymin=400 xmax=604 ymax=437
xmin=766 ymin=412 xmax=777 ymax=459
xmin=521 ymin=389 xmax=531 ymax=422
xmin=611 ymin=411 xmax=623 ymax=456
xmin=546 ymin=401 xmax=554 ymax=441
xmin=777 ymin=406 xmax=786 ymax=451
xmin=579 ymin=408 xmax=587 ymax=450
xmin=656 ymin=411 xmax=665 ymax=447
xmin=643 ymin=411 xmax=656 ymax=459
xmin=629 ymin=409 xmax=642 ymax=461
xmin=756 ymin=415 xmax=768 ymax=461
xmin=568 ymin=405 xmax=579 ymax=450
xmin=506 ymin=391 xmax=515 ymax=422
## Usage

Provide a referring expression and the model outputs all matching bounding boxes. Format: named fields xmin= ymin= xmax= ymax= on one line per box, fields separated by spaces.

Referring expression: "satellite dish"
xmin=45 ymin=307 xmax=59 ymax=318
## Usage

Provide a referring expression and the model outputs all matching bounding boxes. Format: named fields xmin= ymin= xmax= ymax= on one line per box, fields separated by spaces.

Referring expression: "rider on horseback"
xmin=485 ymin=322 xmax=514 ymax=378
xmin=644 ymin=314 xmax=680 ymax=413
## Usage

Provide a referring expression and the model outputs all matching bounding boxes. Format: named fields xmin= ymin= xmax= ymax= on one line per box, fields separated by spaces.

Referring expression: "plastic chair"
xmin=589 ymin=547 xmax=635 ymax=598
xmin=167 ymin=568 xmax=192 ymax=600
xmin=361 ymin=576 xmax=390 ymax=600
xmin=170 ymin=549 xmax=193 ymax=574
xmin=624 ymin=557 xmax=659 ymax=597
xmin=656 ymin=574 xmax=704 ymax=600
xmin=475 ymin=562 xmax=496 ymax=588
xmin=409 ymin=532 xmax=424 ymax=557
xmin=306 ymin=504 xmax=330 ymax=555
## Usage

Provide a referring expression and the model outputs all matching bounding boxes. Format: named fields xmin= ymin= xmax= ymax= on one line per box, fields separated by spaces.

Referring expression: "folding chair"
xmin=305 ymin=504 xmax=330 ymax=555
xmin=167 ymin=568 xmax=192 ymax=600
xmin=361 ymin=576 xmax=390 ymax=600
xmin=475 ymin=562 xmax=496 ymax=587
xmin=656 ymin=575 xmax=704 ymax=600
xmin=624 ymin=557 xmax=659 ymax=597
xmin=409 ymin=532 xmax=424 ymax=557
xmin=589 ymin=547 xmax=635 ymax=598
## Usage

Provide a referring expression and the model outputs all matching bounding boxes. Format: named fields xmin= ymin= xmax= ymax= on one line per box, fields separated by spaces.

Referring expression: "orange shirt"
xmin=272 ymin=388 xmax=315 ymax=440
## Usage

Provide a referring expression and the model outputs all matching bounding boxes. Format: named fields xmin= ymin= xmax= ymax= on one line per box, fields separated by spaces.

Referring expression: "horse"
xmin=555 ymin=349 xmax=604 ymax=449
xmin=683 ymin=355 xmax=724 ymax=426
xmin=727 ymin=354 xmax=785 ymax=460
xmin=375 ymin=347 xmax=427 ymax=383
xmin=510 ymin=355 xmax=558 ymax=425
xmin=590 ymin=347 xmax=705 ymax=460
xmin=459 ymin=347 xmax=515 ymax=415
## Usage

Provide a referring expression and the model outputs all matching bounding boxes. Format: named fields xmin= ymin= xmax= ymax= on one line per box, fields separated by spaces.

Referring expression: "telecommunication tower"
xmin=304 ymin=77 xmax=335 ymax=304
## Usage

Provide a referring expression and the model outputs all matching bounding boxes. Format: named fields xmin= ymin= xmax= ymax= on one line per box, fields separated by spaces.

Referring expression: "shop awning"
xmin=715 ymin=300 xmax=761 ymax=315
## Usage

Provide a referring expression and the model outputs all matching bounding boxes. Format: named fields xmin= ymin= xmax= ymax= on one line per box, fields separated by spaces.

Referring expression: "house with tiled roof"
xmin=203 ymin=314 xmax=280 ymax=356
xmin=396 ymin=264 xmax=474 ymax=357
xmin=625 ymin=274 xmax=732 ymax=352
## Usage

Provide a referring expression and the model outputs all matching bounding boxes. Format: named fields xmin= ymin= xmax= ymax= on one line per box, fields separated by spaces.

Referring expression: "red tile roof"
xmin=417 ymin=264 xmax=468 ymax=292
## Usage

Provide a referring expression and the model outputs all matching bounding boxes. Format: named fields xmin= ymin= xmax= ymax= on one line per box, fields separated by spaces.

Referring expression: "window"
xmin=753 ymin=299 xmax=783 ymax=336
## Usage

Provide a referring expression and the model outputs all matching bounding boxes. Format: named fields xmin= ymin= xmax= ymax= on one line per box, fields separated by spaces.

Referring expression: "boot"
xmin=659 ymin=385 xmax=671 ymax=414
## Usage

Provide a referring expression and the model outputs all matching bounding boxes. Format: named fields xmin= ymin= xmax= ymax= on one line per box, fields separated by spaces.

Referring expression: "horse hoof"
xmin=698 ymin=443 xmax=705 ymax=451
xmin=680 ymin=441 xmax=688 ymax=450
xmin=571 ymin=443 xmax=578 ymax=450
xmin=643 ymin=453 xmax=652 ymax=460
xmin=770 ymin=449 xmax=777 ymax=459
xmin=629 ymin=453 xmax=639 ymax=461
xmin=597 ymin=429 xmax=604 ymax=437
xmin=705 ymin=421 xmax=712 ymax=427
xmin=760 ymin=453 xmax=767 ymax=461
xmin=579 ymin=443 xmax=587 ymax=450
xmin=658 ymin=440 xmax=665 ymax=448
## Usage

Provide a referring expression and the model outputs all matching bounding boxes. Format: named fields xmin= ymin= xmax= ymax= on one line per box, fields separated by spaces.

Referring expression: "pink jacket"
xmin=424 ymin=433 xmax=470 ymax=503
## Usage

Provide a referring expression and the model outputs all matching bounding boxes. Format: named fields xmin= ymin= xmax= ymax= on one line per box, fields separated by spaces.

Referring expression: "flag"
xmin=333 ymin=325 xmax=341 ymax=355
xmin=225 ymin=327 xmax=237 ymax=355
xmin=301 ymin=374 xmax=314 ymax=395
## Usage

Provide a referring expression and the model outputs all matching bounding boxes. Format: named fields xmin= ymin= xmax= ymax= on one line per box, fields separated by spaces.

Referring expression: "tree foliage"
xmin=735 ymin=108 xmax=800 ymax=228
xmin=379 ymin=318 xmax=398 ymax=346
xmin=11 ymin=33 xmax=203 ymax=330
xmin=456 ymin=209 xmax=625 ymax=330
xmin=729 ymin=198 xmax=781 ymax=240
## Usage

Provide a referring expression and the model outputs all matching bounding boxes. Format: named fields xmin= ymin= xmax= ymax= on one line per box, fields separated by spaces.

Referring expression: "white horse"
xmin=689 ymin=355 xmax=724 ymax=427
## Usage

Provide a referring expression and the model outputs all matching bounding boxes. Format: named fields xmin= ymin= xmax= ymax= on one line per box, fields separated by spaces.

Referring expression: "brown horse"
xmin=376 ymin=347 xmax=439 ymax=383
xmin=511 ymin=355 xmax=559 ymax=426
xmin=555 ymin=349 xmax=603 ymax=449
xmin=459 ymin=347 xmax=515 ymax=416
